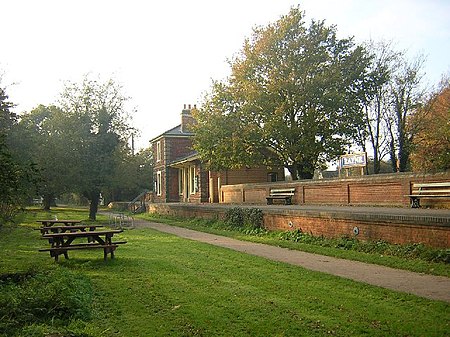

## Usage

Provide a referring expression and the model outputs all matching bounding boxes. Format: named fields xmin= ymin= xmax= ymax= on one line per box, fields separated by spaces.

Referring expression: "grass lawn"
xmin=0 ymin=208 xmax=449 ymax=336
xmin=137 ymin=214 xmax=450 ymax=277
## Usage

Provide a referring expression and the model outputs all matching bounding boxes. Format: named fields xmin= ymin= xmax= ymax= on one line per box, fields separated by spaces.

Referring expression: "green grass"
xmin=0 ymin=208 xmax=449 ymax=336
xmin=137 ymin=213 xmax=450 ymax=277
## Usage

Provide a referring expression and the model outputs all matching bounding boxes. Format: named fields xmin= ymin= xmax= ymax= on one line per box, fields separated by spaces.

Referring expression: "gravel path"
xmin=131 ymin=219 xmax=450 ymax=303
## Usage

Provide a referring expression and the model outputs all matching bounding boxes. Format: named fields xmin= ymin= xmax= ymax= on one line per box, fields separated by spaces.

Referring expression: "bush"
xmin=224 ymin=207 xmax=245 ymax=227
xmin=279 ymin=229 xmax=303 ymax=242
xmin=224 ymin=207 xmax=263 ymax=230
xmin=245 ymin=208 xmax=264 ymax=229
xmin=0 ymin=267 xmax=93 ymax=336
xmin=278 ymin=231 xmax=450 ymax=264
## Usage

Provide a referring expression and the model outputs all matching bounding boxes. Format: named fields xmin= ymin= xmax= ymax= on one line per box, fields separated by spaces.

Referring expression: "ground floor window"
xmin=178 ymin=169 xmax=184 ymax=196
xmin=189 ymin=165 xmax=196 ymax=194
xmin=268 ymin=172 xmax=278 ymax=182
xmin=156 ymin=171 xmax=162 ymax=196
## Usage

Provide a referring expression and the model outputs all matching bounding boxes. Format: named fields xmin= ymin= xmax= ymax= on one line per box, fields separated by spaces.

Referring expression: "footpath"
xmin=132 ymin=219 xmax=450 ymax=303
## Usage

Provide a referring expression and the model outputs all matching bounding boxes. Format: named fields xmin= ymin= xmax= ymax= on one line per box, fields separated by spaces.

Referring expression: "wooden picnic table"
xmin=37 ymin=219 xmax=82 ymax=226
xmin=39 ymin=229 xmax=126 ymax=261
xmin=39 ymin=224 xmax=103 ymax=235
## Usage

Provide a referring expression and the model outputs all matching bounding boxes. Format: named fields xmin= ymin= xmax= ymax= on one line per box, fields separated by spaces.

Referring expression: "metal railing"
xmin=128 ymin=190 xmax=150 ymax=214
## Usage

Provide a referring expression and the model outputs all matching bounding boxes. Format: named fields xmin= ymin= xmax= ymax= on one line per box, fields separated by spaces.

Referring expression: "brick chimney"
xmin=181 ymin=103 xmax=197 ymax=133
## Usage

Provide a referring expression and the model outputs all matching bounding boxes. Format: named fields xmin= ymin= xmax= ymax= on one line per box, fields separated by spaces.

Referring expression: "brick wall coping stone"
xmin=221 ymin=171 xmax=450 ymax=189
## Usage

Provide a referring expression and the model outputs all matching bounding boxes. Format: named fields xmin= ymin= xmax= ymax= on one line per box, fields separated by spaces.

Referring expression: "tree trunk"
xmin=398 ymin=135 xmax=411 ymax=172
xmin=42 ymin=193 xmax=54 ymax=211
xmin=373 ymin=151 xmax=381 ymax=174
xmin=360 ymin=143 xmax=370 ymax=175
xmin=88 ymin=191 xmax=100 ymax=221
xmin=287 ymin=165 xmax=298 ymax=180
xmin=298 ymin=170 xmax=314 ymax=180
xmin=389 ymin=138 xmax=398 ymax=172
xmin=295 ymin=162 xmax=315 ymax=180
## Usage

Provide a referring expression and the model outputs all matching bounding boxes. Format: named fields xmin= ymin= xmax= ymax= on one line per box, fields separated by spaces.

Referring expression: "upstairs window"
xmin=156 ymin=141 xmax=161 ymax=162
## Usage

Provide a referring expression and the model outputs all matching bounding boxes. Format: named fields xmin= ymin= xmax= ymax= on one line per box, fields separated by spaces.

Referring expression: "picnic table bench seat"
xmin=39 ymin=240 xmax=128 ymax=247
xmin=266 ymin=188 xmax=295 ymax=205
xmin=39 ymin=241 xmax=127 ymax=261
xmin=407 ymin=182 xmax=450 ymax=208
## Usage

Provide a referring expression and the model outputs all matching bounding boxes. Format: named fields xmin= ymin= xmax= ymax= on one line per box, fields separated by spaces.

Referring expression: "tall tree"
xmin=357 ymin=40 xmax=401 ymax=174
xmin=0 ymin=134 xmax=21 ymax=224
xmin=15 ymin=105 xmax=70 ymax=210
xmin=410 ymin=76 xmax=450 ymax=172
xmin=0 ymin=87 xmax=16 ymax=134
xmin=0 ymin=86 xmax=37 ymax=223
xmin=194 ymin=7 xmax=371 ymax=179
xmin=104 ymin=147 xmax=153 ymax=203
xmin=58 ymin=75 xmax=133 ymax=220
xmin=386 ymin=56 xmax=425 ymax=172
xmin=0 ymin=86 xmax=18 ymax=223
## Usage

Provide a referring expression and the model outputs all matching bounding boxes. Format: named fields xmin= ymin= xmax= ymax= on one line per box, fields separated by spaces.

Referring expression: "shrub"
xmin=0 ymin=267 xmax=93 ymax=335
xmin=224 ymin=207 xmax=245 ymax=228
xmin=335 ymin=237 xmax=358 ymax=250
xmin=224 ymin=207 xmax=263 ymax=230
xmin=278 ymin=231 xmax=450 ymax=264
xmin=279 ymin=229 xmax=303 ymax=242
xmin=244 ymin=208 xmax=263 ymax=229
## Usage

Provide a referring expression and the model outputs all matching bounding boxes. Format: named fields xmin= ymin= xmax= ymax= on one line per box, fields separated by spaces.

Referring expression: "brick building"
xmin=150 ymin=104 xmax=284 ymax=203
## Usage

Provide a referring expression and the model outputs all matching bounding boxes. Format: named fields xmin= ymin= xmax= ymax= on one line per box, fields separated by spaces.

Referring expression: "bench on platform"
xmin=266 ymin=188 xmax=295 ymax=205
xmin=407 ymin=182 xmax=450 ymax=208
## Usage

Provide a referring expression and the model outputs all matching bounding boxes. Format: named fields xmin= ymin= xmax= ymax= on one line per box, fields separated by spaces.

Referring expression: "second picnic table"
xmin=37 ymin=219 xmax=83 ymax=226
xmin=37 ymin=220 xmax=127 ymax=261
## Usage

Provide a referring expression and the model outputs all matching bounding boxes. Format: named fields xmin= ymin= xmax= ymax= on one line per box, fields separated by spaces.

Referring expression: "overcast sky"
xmin=2 ymin=0 xmax=449 ymax=149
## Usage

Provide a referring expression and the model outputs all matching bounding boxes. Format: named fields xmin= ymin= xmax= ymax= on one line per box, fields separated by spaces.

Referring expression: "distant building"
xmin=150 ymin=104 xmax=284 ymax=203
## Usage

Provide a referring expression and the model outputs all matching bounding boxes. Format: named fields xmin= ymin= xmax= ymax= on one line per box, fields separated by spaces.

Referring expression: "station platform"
xmin=147 ymin=203 xmax=450 ymax=248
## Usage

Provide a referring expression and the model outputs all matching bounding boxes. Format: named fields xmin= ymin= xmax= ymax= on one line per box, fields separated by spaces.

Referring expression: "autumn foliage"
xmin=410 ymin=80 xmax=450 ymax=172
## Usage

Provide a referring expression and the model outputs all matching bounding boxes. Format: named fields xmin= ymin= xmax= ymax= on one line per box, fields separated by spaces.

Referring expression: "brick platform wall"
xmin=221 ymin=172 xmax=450 ymax=208
xmin=263 ymin=212 xmax=449 ymax=248
xmin=147 ymin=203 xmax=450 ymax=248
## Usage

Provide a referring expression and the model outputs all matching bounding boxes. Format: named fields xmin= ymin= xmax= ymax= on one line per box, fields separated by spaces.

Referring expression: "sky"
xmin=1 ymin=0 xmax=449 ymax=150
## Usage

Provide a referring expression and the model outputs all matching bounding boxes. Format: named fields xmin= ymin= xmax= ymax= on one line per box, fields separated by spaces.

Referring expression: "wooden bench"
xmin=407 ymin=182 xmax=450 ymax=208
xmin=266 ymin=188 xmax=295 ymax=205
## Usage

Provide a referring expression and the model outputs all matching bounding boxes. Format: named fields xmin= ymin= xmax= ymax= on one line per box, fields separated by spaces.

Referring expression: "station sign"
xmin=339 ymin=153 xmax=367 ymax=169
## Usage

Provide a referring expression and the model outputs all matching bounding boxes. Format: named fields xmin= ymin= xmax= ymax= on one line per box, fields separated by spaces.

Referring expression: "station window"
xmin=156 ymin=171 xmax=162 ymax=196
xmin=156 ymin=141 xmax=161 ymax=162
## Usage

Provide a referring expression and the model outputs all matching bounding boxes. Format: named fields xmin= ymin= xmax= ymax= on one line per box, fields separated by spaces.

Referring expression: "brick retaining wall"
xmin=262 ymin=208 xmax=449 ymax=248
xmin=147 ymin=203 xmax=450 ymax=248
